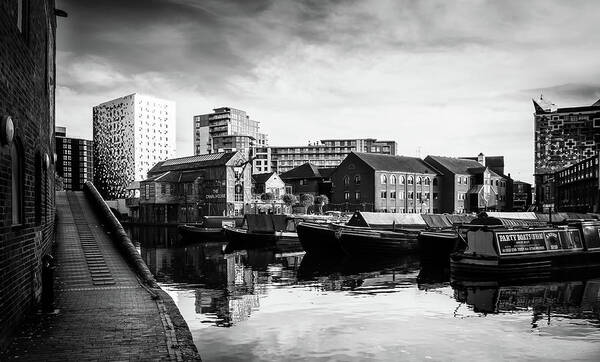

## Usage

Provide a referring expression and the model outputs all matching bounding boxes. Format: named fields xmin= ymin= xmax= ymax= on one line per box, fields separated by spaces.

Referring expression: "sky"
xmin=54 ymin=0 xmax=600 ymax=183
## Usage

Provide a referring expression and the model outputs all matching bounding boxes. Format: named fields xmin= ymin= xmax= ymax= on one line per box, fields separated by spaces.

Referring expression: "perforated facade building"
xmin=93 ymin=93 xmax=176 ymax=199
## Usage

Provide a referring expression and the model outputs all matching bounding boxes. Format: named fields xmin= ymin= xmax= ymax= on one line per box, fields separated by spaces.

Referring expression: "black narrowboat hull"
xmin=450 ymin=250 xmax=600 ymax=281
xmin=224 ymin=226 xmax=279 ymax=246
xmin=338 ymin=227 xmax=420 ymax=256
xmin=178 ymin=225 xmax=225 ymax=241
xmin=296 ymin=222 xmax=344 ymax=255
xmin=418 ymin=230 xmax=462 ymax=262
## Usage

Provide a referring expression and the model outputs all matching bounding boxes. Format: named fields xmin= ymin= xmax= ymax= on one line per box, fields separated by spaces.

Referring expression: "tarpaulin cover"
xmin=446 ymin=214 xmax=476 ymax=225
xmin=485 ymin=212 xmax=538 ymax=220
xmin=347 ymin=212 xmax=426 ymax=229
xmin=245 ymin=214 xmax=275 ymax=233
xmin=469 ymin=217 xmax=547 ymax=227
xmin=271 ymin=215 xmax=288 ymax=231
xmin=422 ymin=214 xmax=453 ymax=228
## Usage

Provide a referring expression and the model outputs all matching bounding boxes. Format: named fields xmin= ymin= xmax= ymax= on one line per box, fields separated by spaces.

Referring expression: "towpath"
xmin=1 ymin=191 xmax=200 ymax=361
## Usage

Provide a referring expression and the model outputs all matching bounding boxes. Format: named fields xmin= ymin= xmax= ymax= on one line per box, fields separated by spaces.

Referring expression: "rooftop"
xmin=353 ymin=152 xmax=439 ymax=174
xmin=148 ymin=152 xmax=239 ymax=174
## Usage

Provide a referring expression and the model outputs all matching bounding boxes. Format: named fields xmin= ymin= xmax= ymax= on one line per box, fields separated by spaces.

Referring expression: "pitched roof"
xmin=280 ymin=163 xmax=322 ymax=180
xmin=317 ymin=167 xmax=336 ymax=178
xmin=426 ymin=155 xmax=487 ymax=175
xmin=148 ymin=152 xmax=238 ymax=174
xmin=352 ymin=152 xmax=438 ymax=174
xmin=252 ymin=172 xmax=275 ymax=184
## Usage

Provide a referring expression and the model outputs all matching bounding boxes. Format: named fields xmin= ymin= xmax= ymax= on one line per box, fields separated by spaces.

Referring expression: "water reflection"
xmin=128 ymin=226 xmax=600 ymax=361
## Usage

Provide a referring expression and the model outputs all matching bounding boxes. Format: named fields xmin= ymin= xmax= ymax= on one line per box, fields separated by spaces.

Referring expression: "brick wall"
xmin=0 ymin=0 xmax=56 ymax=348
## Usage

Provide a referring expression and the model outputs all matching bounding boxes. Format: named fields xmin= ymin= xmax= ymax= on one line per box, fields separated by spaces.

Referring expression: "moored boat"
xmin=224 ymin=214 xmax=299 ymax=248
xmin=296 ymin=222 xmax=343 ymax=254
xmin=178 ymin=216 xmax=243 ymax=241
xmin=450 ymin=216 xmax=600 ymax=280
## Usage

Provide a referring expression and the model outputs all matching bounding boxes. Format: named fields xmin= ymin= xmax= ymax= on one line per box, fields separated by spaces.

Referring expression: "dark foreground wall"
xmin=0 ymin=0 xmax=57 ymax=348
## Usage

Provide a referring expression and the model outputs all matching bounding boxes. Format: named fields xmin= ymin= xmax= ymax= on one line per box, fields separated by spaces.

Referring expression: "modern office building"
xmin=93 ymin=93 xmax=176 ymax=199
xmin=193 ymin=107 xmax=268 ymax=156
xmin=258 ymin=138 xmax=398 ymax=174
xmin=533 ymin=95 xmax=600 ymax=210
xmin=554 ymin=155 xmax=599 ymax=213
xmin=0 ymin=0 xmax=58 ymax=347
xmin=55 ymin=126 xmax=93 ymax=191
xmin=331 ymin=152 xmax=439 ymax=213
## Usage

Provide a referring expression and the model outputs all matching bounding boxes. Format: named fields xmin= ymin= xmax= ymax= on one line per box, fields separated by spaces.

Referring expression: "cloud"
xmin=54 ymin=0 xmax=600 ymax=183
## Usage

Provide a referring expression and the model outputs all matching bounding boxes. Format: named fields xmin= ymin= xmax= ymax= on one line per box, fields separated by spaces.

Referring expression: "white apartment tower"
xmin=93 ymin=93 xmax=176 ymax=199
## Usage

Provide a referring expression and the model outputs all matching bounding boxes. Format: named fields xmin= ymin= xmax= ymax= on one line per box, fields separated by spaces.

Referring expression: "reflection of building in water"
xmin=454 ymin=279 xmax=600 ymax=319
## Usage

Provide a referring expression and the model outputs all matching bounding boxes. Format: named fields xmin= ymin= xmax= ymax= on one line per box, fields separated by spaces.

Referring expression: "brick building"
xmin=279 ymin=163 xmax=334 ymax=197
xmin=331 ymin=152 xmax=440 ymax=213
xmin=55 ymin=126 xmax=93 ymax=191
xmin=554 ymin=155 xmax=599 ymax=213
xmin=425 ymin=155 xmax=510 ymax=213
xmin=0 ymin=0 xmax=59 ymax=347
xmin=139 ymin=152 xmax=252 ymax=223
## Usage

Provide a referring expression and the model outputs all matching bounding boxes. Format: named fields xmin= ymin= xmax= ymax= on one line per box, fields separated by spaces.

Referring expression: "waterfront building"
xmin=55 ymin=126 xmax=93 ymax=191
xmin=533 ymin=96 xmax=600 ymax=210
xmin=279 ymin=163 xmax=334 ymax=197
xmin=252 ymin=172 xmax=286 ymax=198
xmin=93 ymin=93 xmax=176 ymax=200
xmin=459 ymin=153 xmax=514 ymax=210
xmin=331 ymin=152 xmax=439 ymax=213
xmin=260 ymin=138 xmax=397 ymax=174
xmin=193 ymin=107 xmax=268 ymax=156
xmin=139 ymin=151 xmax=252 ymax=223
xmin=0 ymin=0 xmax=58 ymax=347
xmin=554 ymin=155 xmax=599 ymax=213
xmin=425 ymin=155 xmax=510 ymax=213
xmin=513 ymin=180 xmax=533 ymax=211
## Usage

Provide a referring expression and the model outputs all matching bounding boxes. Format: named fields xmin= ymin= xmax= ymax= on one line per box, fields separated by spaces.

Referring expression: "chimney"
xmin=477 ymin=152 xmax=485 ymax=165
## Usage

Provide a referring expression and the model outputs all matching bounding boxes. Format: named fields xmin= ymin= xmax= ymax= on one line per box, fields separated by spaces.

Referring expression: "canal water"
xmin=128 ymin=226 xmax=600 ymax=361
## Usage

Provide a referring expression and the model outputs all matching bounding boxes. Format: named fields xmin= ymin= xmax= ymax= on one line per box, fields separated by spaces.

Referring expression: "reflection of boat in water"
xmin=451 ymin=216 xmax=600 ymax=280
xmin=297 ymin=252 xmax=419 ymax=280
xmin=297 ymin=212 xmax=426 ymax=256
xmin=453 ymin=277 xmax=600 ymax=316
xmin=178 ymin=216 xmax=244 ymax=241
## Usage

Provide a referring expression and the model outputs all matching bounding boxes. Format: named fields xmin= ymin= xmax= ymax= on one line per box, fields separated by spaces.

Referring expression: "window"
xmin=354 ymin=174 xmax=360 ymax=185
xmin=381 ymin=174 xmax=387 ymax=184
xmin=344 ymin=191 xmax=350 ymax=200
xmin=390 ymin=191 xmax=396 ymax=199
xmin=433 ymin=192 xmax=439 ymax=200
xmin=424 ymin=177 xmax=431 ymax=185
xmin=433 ymin=178 xmax=438 ymax=186
xmin=355 ymin=192 xmax=361 ymax=200
xmin=399 ymin=191 xmax=405 ymax=199
xmin=400 ymin=176 xmax=405 ymax=185
xmin=145 ymin=184 xmax=150 ymax=199
xmin=390 ymin=175 xmax=396 ymax=184
xmin=458 ymin=177 xmax=462 ymax=184
xmin=344 ymin=175 xmax=349 ymax=186
xmin=408 ymin=191 xmax=414 ymax=199
xmin=380 ymin=191 xmax=387 ymax=199
xmin=408 ymin=176 xmax=414 ymax=185
xmin=11 ymin=142 xmax=23 ymax=225
xmin=416 ymin=192 xmax=422 ymax=201
xmin=417 ymin=177 xmax=422 ymax=185
xmin=160 ymin=184 xmax=166 ymax=194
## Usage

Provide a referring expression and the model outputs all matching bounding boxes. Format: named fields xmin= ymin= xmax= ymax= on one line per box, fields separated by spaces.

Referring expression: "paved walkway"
xmin=1 ymin=191 xmax=200 ymax=361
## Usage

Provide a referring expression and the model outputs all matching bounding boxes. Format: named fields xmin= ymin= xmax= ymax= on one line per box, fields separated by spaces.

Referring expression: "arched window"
xmin=381 ymin=174 xmax=387 ymax=184
xmin=390 ymin=175 xmax=396 ymax=184
xmin=424 ymin=177 xmax=431 ymax=185
xmin=407 ymin=176 xmax=414 ymax=185
xmin=354 ymin=174 xmax=360 ymax=185
xmin=495 ymin=180 xmax=499 ymax=186
xmin=417 ymin=176 xmax=422 ymax=185
xmin=399 ymin=176 xmax=405 ymax=185
xmin=343 ymin=175 xmax=349 ymax=186
xmin=433 ymin=178 xmax=438 ymax=186
xmin=11 ymin=141 xmax=23 ymax=225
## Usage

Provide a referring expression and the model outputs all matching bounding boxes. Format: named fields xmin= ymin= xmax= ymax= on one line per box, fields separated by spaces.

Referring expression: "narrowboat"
xmin=297 ymin=212 xmax=427 ymax=256
xmin=178 ymin=216 xmax=243 ymax=241
xmin=450 ymin=216 xmax=600 ymax=279
xmin=224 ymin=214 xmax=299 ymax=248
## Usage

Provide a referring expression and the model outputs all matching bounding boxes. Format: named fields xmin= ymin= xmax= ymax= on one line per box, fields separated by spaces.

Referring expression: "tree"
xmin=260 ymin=192 xmax=275 ymax=202
xmin=299 ymin=194 xmax=315 ymax=214
xmin=282 ymin=193 xmax=297 ymax=213
xmin=315 ymin=194 xmax=329 ymax=214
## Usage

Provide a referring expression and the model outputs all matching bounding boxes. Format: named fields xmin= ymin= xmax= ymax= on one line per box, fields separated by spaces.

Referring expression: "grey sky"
xmin=55 ymin=0 xmax=600 ymax=182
